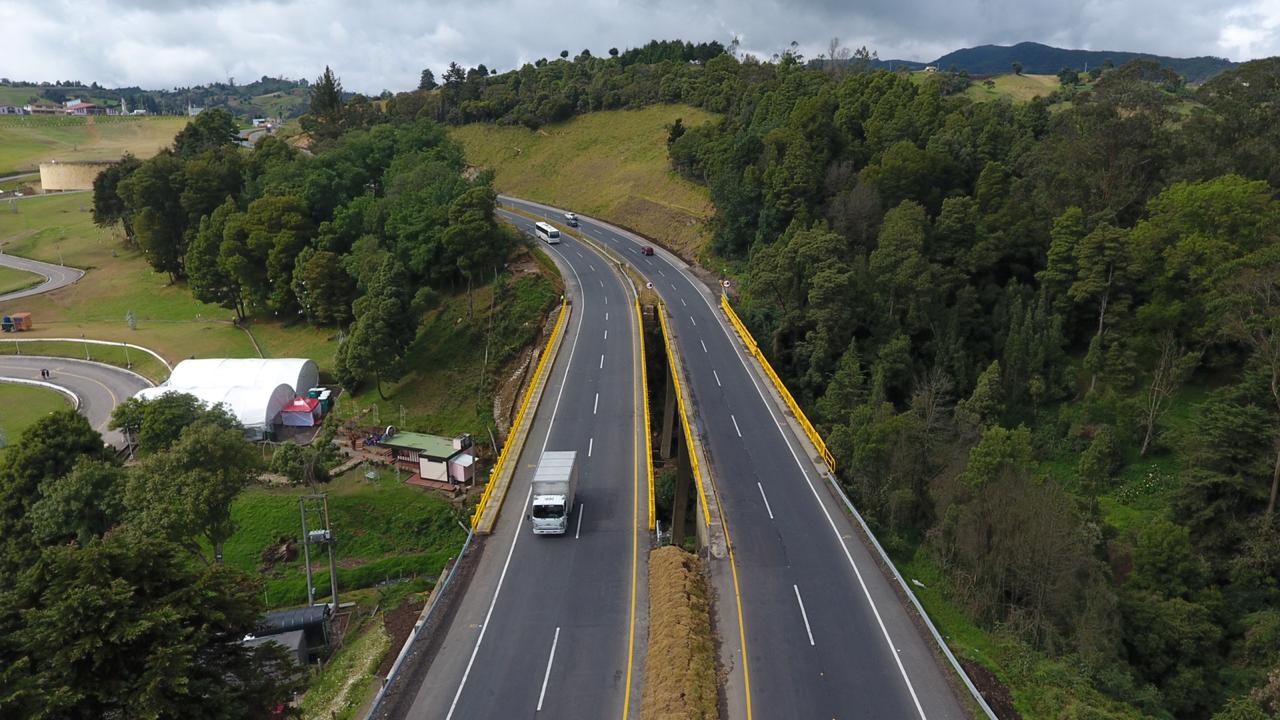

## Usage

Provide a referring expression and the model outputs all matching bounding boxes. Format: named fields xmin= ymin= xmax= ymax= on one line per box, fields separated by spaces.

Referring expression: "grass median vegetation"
xmin=641 ymin=546 xmax=717 ymax=720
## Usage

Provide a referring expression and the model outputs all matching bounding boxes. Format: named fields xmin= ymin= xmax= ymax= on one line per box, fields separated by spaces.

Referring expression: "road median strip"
xmin=641 ymin=546 xmax=717 ymax=720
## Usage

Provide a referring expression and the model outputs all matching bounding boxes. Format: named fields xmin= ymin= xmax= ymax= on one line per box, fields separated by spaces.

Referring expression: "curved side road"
xmin=0 ymin=250 xmax=85 ymax=303
xmin=0 ymin=355 xmax=152 ymax=447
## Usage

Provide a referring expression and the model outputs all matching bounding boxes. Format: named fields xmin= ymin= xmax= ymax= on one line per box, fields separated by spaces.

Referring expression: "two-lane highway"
xmin=502 ymin=196 xmax=967 ymax=719
xmin=389 ymin=213 xmax=648 ymax=719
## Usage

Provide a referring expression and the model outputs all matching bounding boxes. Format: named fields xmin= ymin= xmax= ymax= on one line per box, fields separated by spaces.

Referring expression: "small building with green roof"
xmin=377 ymin=429 xmax=476 ymax=485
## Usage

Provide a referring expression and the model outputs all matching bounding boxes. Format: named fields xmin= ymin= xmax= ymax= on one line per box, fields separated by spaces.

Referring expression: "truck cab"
xmin=530 ymin=493 xmax=570 ymax=534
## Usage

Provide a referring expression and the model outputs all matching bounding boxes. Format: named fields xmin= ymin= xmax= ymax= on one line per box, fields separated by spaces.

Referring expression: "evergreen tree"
xmin=339 ymin=257 xmax=417 ymax=399
xmin=419 ymin=67 xmax=437 ymax=91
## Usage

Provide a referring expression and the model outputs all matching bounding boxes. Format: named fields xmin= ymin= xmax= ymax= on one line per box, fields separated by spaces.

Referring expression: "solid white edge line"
xmin=537 ymin=626 xmax=562 ymax=711
xmin=446 ymin=218 xmax=589 ymax=720
xmin=575 ymin=504 xmax=584 ymax=539
xmin=731 ymin=414 xmax=742 ymax=437
xmin=445 ymin=486 xmax=531 ymax=720
xmin=794 ymin=585 xmax=815 ymax=647
xmin=757 ymin=482 xmax=775 ymax=520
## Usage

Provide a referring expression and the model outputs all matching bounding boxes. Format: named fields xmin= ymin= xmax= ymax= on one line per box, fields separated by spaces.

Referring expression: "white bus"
xmin=534 ymin=221 xmax=561 ymax=244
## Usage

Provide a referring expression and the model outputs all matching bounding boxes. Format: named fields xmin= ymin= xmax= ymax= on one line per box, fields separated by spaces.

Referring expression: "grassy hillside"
xmin=222 ymin=467 xmax=467 ymax=607
xmin=452 ymin=105 xmax=716 ymax=259
xmin=0 ymin=383 xmax=72 ymax=447
xmin=0 ymin=115 xmax=189 ymax=175
xmin=962 ymin=73 xmax=1062 ymax=102
xmin=0 ymin=264 xmax=42 ymax=295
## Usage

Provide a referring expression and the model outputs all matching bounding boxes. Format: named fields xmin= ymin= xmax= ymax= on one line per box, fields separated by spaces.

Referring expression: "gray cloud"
xmin=0 ymin=0 xmax=1275 ymax=92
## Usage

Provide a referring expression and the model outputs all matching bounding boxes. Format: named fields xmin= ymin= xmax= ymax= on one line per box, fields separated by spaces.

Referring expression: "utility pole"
xmin=299 ymin=495 xmax=339 ymax=610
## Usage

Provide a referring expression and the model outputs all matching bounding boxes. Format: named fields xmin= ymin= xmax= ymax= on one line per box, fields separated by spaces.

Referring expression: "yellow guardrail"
xmin=637 ymin=300 xmax=656 ymax=531
xmin=471 ymin=300 xmax=569 ymax=529
xmin=720 ymin=294 xmax=837 ymax=472
xmin=657 ymin=305 xmax=713 ymax=528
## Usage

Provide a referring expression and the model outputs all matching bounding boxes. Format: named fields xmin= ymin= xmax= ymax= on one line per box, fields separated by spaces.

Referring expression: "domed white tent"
xmin=163 ymin=358 xmax=319 ymax=397
xmin=133 ymin=383 xmax=296 ymax=440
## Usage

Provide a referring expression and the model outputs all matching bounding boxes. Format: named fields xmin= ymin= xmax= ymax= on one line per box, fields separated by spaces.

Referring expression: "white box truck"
xmin=529 ymin=450 xmax=578 ymax=535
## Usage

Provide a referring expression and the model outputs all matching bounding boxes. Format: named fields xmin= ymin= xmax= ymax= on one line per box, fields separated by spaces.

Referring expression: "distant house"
xmin=924 ymin=65 xmax=940 ymax=73
xmin=24 ymin=103 xmax=60 ymax=115
xmin=65 ymin=101 xmax=105 ymax=116
xmin=376 ymin=430 xmax=477 ymax=486
xmin=187 ymin=103 xmax=204 ymax=116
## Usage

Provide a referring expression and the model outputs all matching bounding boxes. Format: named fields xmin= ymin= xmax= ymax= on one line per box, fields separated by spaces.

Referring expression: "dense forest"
xmin=667 ymin=54 xmax=1280 ymax=719
xmin=385 ymin=43 xmax=1280 ymax=717
xmin=0 ymin=404 xmax=306 ymax=715
xmin=93 ymin=80 xmax=521 ymax=398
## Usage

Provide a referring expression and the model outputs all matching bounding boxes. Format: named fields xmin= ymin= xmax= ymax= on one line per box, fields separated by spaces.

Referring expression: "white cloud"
xmin=0 ymin=0 xmax=1276 ymax=92
xmin=1219 ymin=0 xmax=1280 ymax=58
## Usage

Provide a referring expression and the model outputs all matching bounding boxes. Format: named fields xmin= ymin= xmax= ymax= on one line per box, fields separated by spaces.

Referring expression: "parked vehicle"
xmin=529 ymin=451 xmax=578 ymax=535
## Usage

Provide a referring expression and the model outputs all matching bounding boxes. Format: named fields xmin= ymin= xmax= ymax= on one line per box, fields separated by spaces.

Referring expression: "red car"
xmin=641 ymin=246 xmax=654 ymax=256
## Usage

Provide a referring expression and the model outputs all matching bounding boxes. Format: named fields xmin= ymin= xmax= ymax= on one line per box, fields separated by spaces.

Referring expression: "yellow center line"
xmin=622 ymin=292 xmax=642 ymax=719
xmin=722 ymin=517 xmax=753 ymax=719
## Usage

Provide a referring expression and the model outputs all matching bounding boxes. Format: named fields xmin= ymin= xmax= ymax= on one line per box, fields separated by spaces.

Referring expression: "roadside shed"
xmin=377 ymin=430 xmax=476 ymax=484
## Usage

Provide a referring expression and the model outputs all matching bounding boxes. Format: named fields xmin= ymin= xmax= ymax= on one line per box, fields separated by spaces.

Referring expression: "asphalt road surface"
xmin=0 ymin=249 xmax=85 ymax=303
xmin=500 ymin=196 xmax=968 ymax=720
xmin=0 ymin=355 xmax=152 ymax=447
xmin=390 ymin=216 xmax=648 ymax=719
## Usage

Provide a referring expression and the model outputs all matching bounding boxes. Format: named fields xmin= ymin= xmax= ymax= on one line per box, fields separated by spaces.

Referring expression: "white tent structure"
xmin=164 ymin=358 xmax=319 ymax=397
xmin=134 ymin=383 xmax=296 ymax=440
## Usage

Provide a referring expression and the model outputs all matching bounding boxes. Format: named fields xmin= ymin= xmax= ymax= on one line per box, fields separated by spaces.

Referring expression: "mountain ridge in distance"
xmin=873 ymin=40 xmax=1236 ymax=82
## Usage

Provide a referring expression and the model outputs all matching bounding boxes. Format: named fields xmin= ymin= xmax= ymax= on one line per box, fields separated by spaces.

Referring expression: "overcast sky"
xmin=1 ymin=0 xmax=1277 ymax=93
